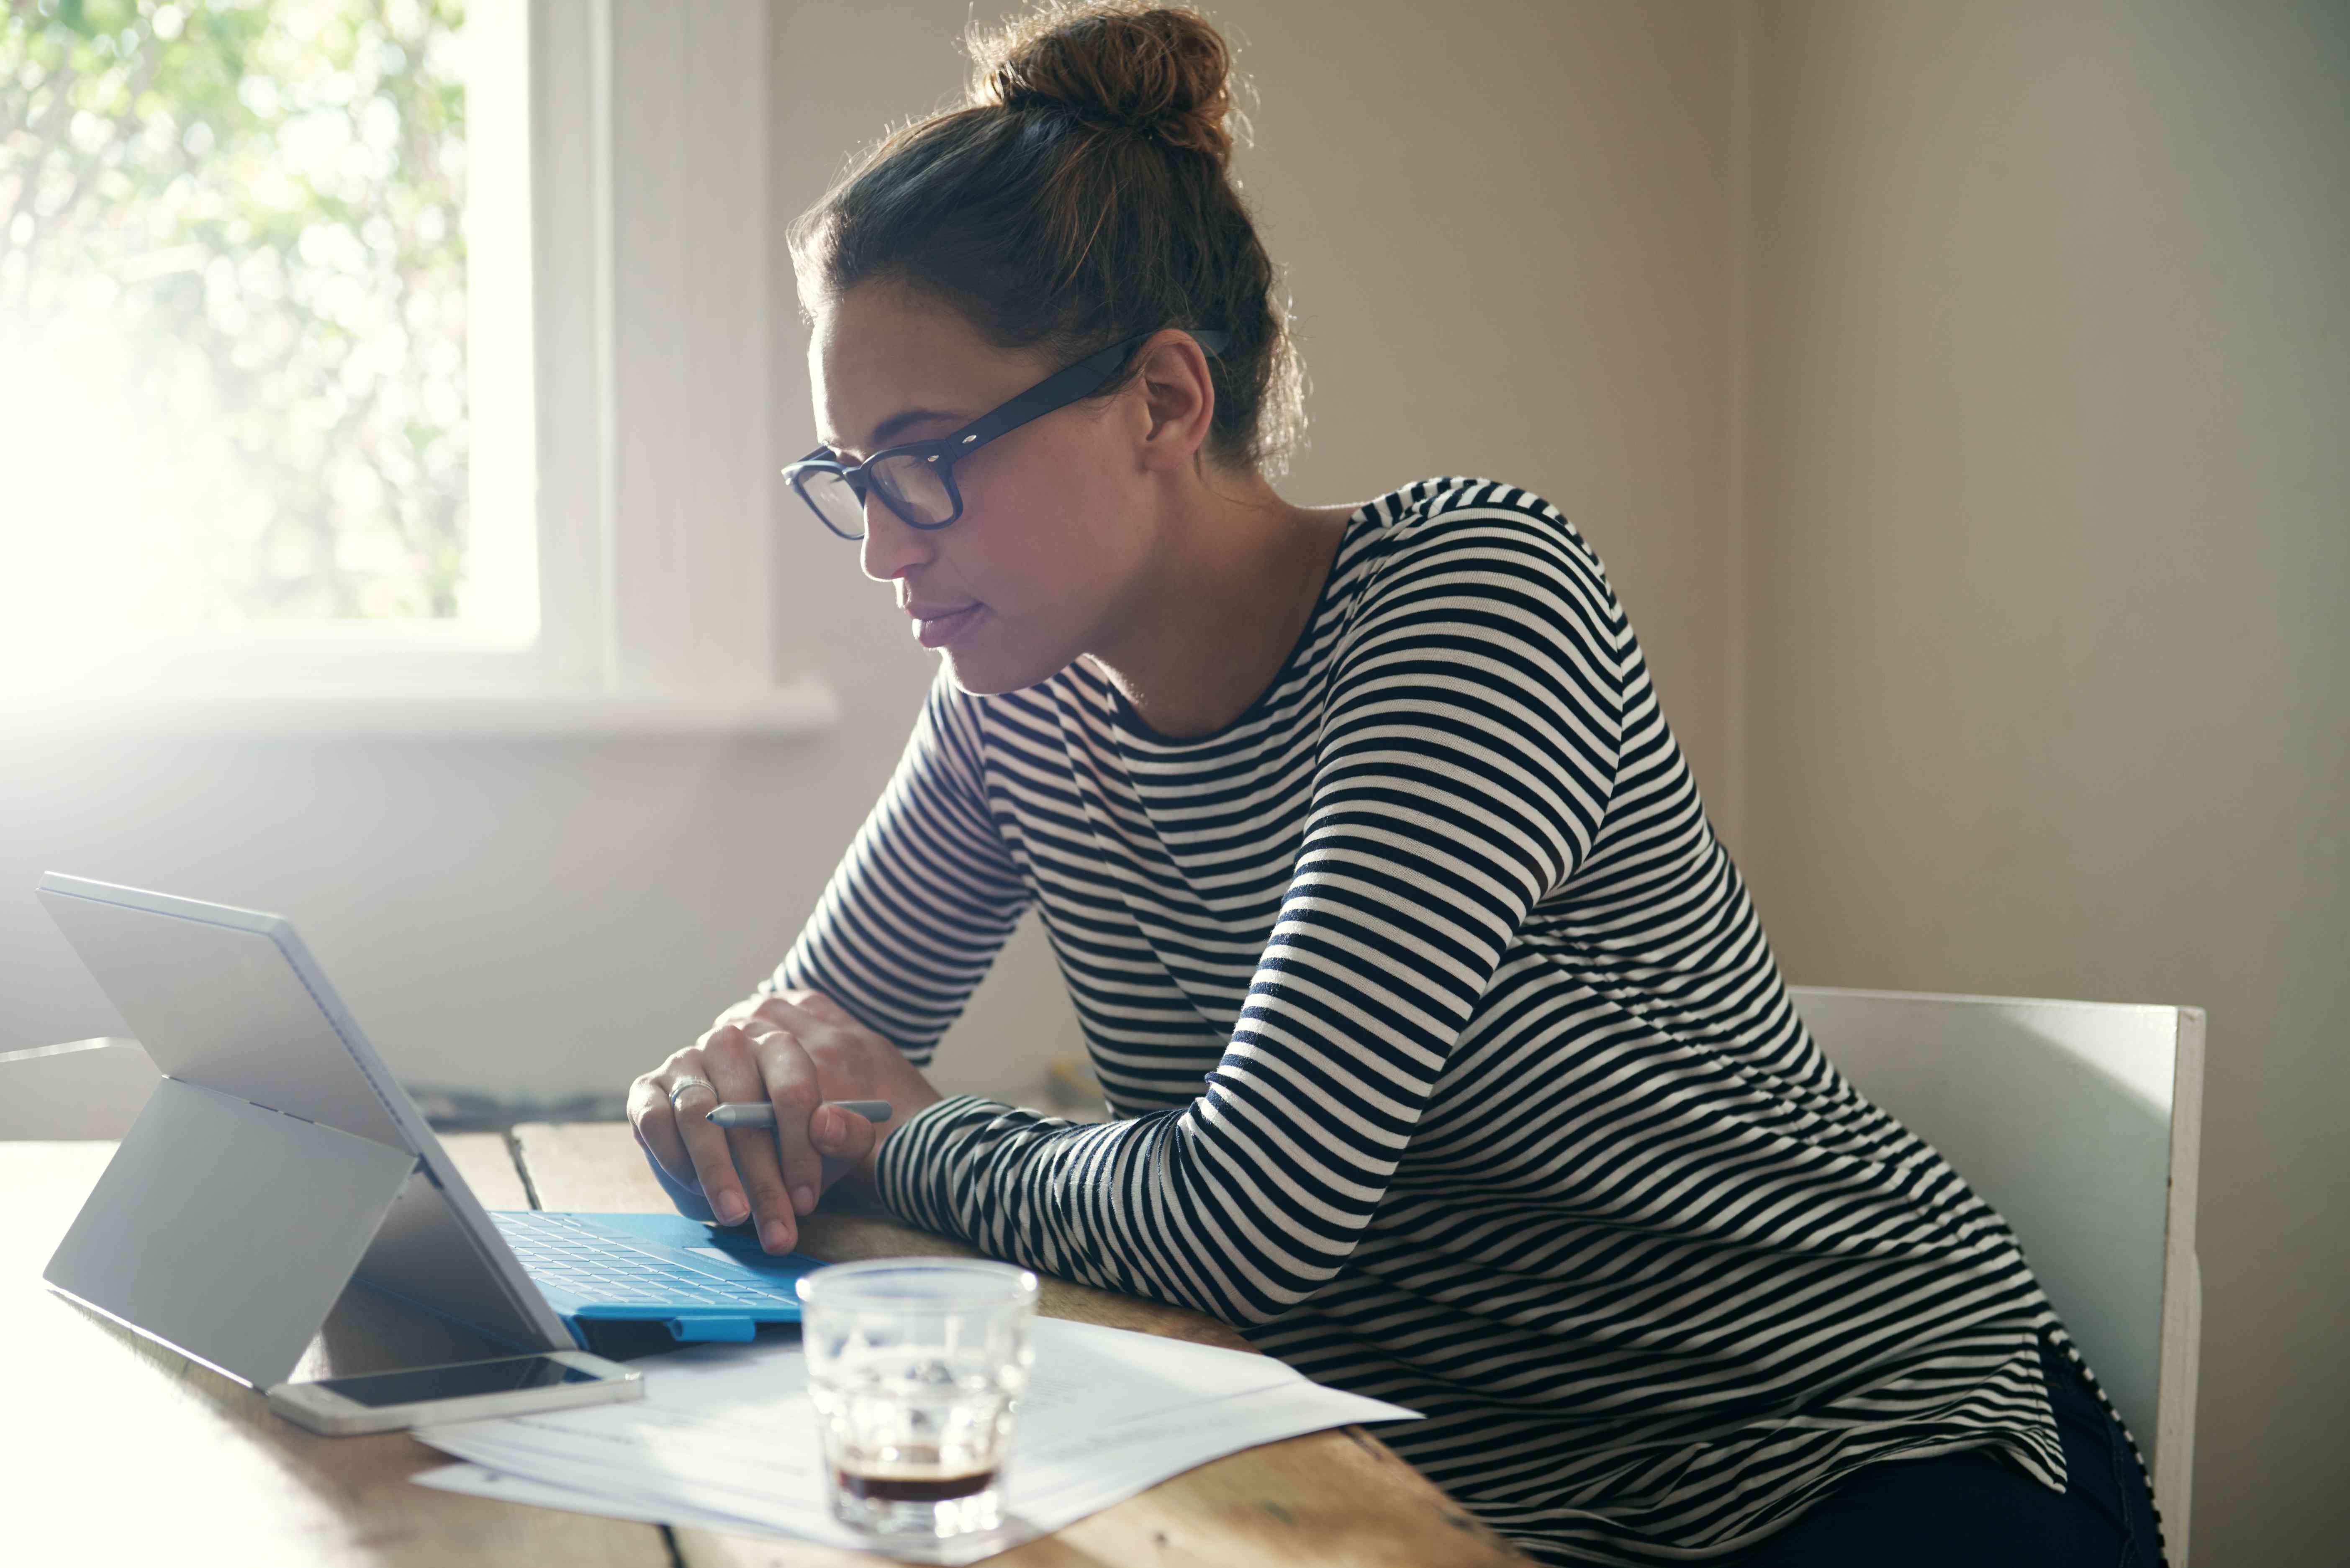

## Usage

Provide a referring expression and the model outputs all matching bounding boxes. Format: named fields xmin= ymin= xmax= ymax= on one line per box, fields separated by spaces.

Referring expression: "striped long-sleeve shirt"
xmin=756 ymin=475 xmax=2096 ymax=1563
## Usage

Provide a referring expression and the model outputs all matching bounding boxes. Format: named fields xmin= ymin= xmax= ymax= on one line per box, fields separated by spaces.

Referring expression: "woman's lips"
xmin=913 ymin=604 xmax=984 ymax=649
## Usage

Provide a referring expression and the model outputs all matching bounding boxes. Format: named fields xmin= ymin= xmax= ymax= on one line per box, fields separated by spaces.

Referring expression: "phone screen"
xmin=313 ymin=1355 xmax=604 ymax=1407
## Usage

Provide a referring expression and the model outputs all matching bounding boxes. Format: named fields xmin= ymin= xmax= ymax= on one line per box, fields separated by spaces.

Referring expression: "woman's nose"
xmin=858 ymin=495 xmax=934 ymax=583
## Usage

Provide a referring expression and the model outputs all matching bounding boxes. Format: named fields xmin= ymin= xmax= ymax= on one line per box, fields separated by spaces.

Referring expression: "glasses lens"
xmin=796 ymin=467 xmax=866 ymax=539
xmin=870 ymin=453 xmax=957 ymax=527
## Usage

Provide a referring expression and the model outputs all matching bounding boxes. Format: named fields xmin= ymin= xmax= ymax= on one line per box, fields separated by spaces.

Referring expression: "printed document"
xmin=414 ymin=1316 xmax=1418 ymax=1563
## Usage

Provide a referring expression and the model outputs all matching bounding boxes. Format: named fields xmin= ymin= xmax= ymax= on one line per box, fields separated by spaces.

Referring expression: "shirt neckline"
xmin=1105 ymin=500 xmax=1375 ymax=749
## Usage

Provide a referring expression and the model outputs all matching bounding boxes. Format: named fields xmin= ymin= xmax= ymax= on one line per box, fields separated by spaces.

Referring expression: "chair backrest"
xmin=1789 ymin=986 xmax=2202 ymax=1562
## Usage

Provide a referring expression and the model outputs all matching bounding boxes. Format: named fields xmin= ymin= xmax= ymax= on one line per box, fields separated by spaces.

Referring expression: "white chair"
xmin=1790 ymin=986 xmax=2203 ymax=1565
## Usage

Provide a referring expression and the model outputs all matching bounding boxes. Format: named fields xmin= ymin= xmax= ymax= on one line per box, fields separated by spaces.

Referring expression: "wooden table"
xmin=5 ymin=1124 xmax=1528 ymax=1565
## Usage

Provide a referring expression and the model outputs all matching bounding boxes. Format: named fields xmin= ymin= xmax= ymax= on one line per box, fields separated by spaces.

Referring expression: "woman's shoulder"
xmin=1349 ymin=474 xmax=1621 ymax=621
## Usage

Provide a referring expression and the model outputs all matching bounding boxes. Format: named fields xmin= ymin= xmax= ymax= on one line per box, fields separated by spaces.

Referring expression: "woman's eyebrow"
xmin=820 ymin=406 xmax=969 ymax=456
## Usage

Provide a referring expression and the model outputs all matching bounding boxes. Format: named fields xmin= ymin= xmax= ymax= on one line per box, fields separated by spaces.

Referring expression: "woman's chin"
xmin=940 ymin=638 xmax=1062 ymax=697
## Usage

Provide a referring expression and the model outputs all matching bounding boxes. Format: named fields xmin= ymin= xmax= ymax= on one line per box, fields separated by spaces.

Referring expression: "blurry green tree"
xmin=0 ymin=0 xmax=468 ymax=626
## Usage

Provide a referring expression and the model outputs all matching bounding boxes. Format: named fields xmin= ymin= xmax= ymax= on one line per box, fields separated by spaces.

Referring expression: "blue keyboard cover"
xmin=490 ymin=1209 xmax=823 ymax=1341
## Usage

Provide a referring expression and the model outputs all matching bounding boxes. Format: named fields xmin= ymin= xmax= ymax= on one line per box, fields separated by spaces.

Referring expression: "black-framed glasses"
xmin=782 ymin=327 xmax=1230 ymax=541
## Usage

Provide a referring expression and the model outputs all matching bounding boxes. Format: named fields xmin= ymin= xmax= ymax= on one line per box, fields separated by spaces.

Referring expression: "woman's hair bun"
xmin=967 ymin=3 xmax=1238 ymax=171
xmin=796 ymin=0 xmax=1301 ymax=475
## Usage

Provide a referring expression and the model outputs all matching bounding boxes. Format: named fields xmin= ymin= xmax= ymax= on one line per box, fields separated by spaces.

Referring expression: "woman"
xmin=627 ymin=5 xmax=2163 ymax=1563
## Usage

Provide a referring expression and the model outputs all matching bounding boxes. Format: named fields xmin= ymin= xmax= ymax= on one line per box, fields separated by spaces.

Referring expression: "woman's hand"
xmin=628 ymin=988 xmax=942 ymax=1254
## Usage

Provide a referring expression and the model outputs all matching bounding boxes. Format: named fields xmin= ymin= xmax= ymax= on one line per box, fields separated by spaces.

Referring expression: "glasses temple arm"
xmin=948 ymin=329 xmax=1232 ymax=454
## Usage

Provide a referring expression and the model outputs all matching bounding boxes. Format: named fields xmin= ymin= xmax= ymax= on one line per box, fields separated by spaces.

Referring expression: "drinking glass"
xmin=796 ymin=1258 xmax=1040 ymax=1538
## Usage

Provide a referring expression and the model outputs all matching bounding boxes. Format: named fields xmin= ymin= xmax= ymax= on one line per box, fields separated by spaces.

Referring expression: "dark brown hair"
xmin=786 ymin=2 xmax=1305 ymax=476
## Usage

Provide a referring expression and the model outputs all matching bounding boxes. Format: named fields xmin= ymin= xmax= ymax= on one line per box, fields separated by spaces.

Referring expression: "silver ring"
xmin=666 ymin=1076 xmax=717 ymax=1113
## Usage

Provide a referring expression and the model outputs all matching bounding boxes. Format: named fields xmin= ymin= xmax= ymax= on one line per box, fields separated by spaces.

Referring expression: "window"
xmin=1 ymin=0 xmax=539 ymax=681
xmin=1 ymin=0 xmax=812 ymax=724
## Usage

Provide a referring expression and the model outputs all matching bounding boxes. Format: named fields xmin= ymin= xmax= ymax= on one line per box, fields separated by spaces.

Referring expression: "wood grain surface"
xmin=514 ymin=1121 xmax=1528 ymax=1567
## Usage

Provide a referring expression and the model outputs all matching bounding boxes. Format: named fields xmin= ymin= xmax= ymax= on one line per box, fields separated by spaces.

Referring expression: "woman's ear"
xmin=1133 ymin=331 xmax=1217 ymax=472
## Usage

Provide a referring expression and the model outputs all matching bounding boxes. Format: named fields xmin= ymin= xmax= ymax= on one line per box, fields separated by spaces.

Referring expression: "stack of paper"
xmin=414 ymin=1316 xmax=1418 ymax=1563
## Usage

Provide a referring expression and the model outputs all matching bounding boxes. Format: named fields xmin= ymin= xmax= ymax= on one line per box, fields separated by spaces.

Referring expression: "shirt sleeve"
xmin=762 ymin=663 xmax=1036 ymax=1065
xmin=876 ymin=506 xmax=1628 ymax=1324
xmin=639 ymin=663 xmax=1034 ymax=1214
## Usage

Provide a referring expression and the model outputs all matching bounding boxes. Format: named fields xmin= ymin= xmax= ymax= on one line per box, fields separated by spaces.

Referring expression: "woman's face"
xmin=810 ymin=283 xmax=1163 ymax=695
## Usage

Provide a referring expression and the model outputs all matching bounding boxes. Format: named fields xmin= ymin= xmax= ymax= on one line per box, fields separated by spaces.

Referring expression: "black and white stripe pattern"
xmin=769 ymin=477 xmax=2096 ymax=1563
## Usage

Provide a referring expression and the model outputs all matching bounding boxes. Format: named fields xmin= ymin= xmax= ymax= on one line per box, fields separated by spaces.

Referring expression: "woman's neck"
xmin=1082 ymin=469 xmax=1353 ymax=740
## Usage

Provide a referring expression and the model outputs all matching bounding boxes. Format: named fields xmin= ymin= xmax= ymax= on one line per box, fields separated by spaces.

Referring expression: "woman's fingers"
xmin=747 ymin=1026 xmax=826 ymax=1220
xmin=634 ymin=1018 xmax=846 ymax=1253
xmin=698 ymin=1024 xmax=806 ymax=1252
xmin=674 ymin=1070 xmax=749 ymax=1225
xmin=654 ymin=1050 xmax=753 ymax=1225
xmin=654 ymin=988 xmax=937 ymax=1222
xmin=812 ymin=1099 xmax=881 ymax=1169
xmin=628 ymin=1070 xmax=697 ymax=1188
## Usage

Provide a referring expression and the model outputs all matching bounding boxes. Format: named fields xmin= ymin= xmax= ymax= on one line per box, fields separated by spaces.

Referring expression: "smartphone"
xmin=265 ymin=1350 xmax=642 ymax=1435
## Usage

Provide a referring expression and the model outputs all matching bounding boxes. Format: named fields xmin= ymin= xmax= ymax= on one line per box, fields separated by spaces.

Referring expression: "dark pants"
xmin=1728 ymin=1338 xmax=2165 ymax=1566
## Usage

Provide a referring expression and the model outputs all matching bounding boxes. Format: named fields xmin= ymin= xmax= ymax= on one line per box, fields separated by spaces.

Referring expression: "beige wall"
xmin=1739 ymin=0 xmax=2349 ymax=1558
xmin=1230 ymin=0 xmax=1744 ymax=804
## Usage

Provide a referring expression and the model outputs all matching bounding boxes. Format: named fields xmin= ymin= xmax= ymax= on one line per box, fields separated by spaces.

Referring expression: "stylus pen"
xmin=705 ymin=1098 xmax=893 ymax=1129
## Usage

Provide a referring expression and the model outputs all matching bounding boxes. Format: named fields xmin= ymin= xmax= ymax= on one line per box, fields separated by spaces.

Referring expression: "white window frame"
xmin=5 ymin=0 xmax=832 ymax=736
xmin=535 ymin=0 xmax=783 ymax=698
